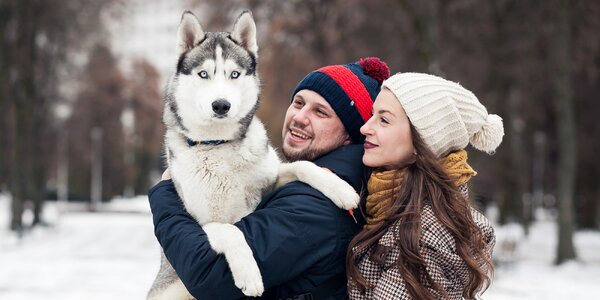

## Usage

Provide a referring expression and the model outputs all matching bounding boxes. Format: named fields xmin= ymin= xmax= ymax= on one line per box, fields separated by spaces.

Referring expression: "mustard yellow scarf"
xmin=365 ymin=150 xmax=476 ymax=229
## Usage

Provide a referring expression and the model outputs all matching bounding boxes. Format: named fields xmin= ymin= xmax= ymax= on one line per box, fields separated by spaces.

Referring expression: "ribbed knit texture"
xmin=291 ymin=58 xmax=389 ymax=144
xmin=365 ymin=150 xmax=475 ymax=229
xmin=382 ymin=72 xmax=504 ymax=157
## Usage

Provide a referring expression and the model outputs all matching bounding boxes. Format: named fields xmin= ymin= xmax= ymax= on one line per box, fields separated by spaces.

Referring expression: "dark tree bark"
xmin=487 ymin=0 xmax=526 ymax=227
xmin=397 ymin=0 xmax=443 ymax=75
xmin=553 ymin=0 xmax=577 ymax=264
xmin=10 ymin=0 xmax=37 ymax=231
xmin=0 ymin=1 xmax=12 ymax=191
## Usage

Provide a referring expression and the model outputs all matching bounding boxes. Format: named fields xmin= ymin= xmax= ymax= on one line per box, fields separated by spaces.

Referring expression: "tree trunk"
xmin=532 ymin=132 xmax=546 ymax=220
xmin=90 ymin=127 xmax=103 ymax=211
xmin=31 ymin=107 xmax=47 ymax=225
xmin=0 ymin=1 xmax=11 ymax=190
xmin=10 ymin=0 xmax=37 ymax=232
xmin=397 ymin=0 xmax=442 ymax=75
xmin=554 ymin=0 xmax=577 ymax=264
xmin=508 ymin=90 xmax=530 ymax=233
xmin=488 ymin=0 xmax=527 ymax=227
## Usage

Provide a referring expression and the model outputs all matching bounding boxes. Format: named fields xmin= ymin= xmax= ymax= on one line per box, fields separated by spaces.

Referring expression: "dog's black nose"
xmin=212 ymin=99 xmax=231 ymax=115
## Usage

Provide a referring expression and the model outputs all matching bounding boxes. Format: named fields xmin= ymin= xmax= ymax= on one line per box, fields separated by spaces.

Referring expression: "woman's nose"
xmin=360 ymin=118 xmax=374 ymax=135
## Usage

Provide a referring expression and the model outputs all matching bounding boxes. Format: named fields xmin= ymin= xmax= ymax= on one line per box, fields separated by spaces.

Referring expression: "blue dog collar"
xmin=186 ymin=138 xmax=228 ymax=146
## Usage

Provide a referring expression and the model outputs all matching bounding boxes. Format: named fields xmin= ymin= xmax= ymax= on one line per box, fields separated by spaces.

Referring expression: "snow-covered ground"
xmin=487 ymin=221 xmax=600 ymax=299
xmin=0 ymin=194 xmax=598 ymax=299
xmin=0 ymin=195 xmax=160 ymax=299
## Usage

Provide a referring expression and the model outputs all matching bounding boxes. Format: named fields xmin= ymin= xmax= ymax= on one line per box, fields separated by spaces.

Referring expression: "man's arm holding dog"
xmin=149 ymin=145 xmax=364 ymax=299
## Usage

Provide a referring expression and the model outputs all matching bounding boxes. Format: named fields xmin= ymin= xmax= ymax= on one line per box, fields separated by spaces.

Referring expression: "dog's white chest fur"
xmin=166 ymin=119 xmax=279 ymax=224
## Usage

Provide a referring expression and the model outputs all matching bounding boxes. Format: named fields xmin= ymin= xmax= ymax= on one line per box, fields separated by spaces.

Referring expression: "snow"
xmin=0 ymin=195 xmax=160 ymax=300
xmin=0 ymin=194 xmax=598 ymax=299
xmin=488 ymin=222 xmax=600 ymax=299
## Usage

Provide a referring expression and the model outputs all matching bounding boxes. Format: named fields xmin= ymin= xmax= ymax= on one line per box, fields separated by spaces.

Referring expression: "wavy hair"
xmin=346 ymin=126 xmax=493 ymax=299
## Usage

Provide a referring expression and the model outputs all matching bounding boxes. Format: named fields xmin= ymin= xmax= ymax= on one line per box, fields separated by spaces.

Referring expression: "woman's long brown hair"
xmin=346 ymin=126 xmax=493 ymax=299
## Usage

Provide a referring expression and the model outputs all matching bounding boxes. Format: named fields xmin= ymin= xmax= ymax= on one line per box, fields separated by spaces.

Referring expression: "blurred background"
xmin=0 ymin=0 xmax=599 ymax=299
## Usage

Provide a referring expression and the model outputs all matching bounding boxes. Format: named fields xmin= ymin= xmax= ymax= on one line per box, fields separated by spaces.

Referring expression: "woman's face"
xmin=360 ymin=88 xmax=416 ymax=170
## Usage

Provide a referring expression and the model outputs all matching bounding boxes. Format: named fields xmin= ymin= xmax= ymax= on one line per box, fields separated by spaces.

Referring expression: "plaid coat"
xmin=349 ymin=186 xmax=495 ymax=299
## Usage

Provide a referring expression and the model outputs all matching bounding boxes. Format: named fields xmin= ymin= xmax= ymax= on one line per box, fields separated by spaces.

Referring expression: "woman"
xmin=347 ymin=72 xmax=503 ymax=299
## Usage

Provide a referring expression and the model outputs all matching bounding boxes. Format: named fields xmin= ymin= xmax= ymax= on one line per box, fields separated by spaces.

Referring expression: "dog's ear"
xmin=176 ymin=11 xmax=205 ymax=55
xmin=231 ymin=10 xmax=258 ymax=57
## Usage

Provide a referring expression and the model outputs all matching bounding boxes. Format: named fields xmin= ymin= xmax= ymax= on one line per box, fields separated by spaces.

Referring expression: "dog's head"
xmin=165 ymin=10 xmax=260 ymax=140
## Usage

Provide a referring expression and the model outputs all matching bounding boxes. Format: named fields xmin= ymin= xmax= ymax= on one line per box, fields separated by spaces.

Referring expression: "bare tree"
xmin=0 ymin=1 xmax=11 ymax=191
xmin=8 ymin=0 xmax=38 ymax=231
xmin=3 ymin=0 xmax=120 ymax=231
xmin=553 ymin=0 xmax=577 ymax=264
xmin=396 ymin=0 xmax=443 ymax=75
xmin=128 ymin=59 xmax=164 ymax=193
xmin=68 ymin=43 xmax=127 ymax=202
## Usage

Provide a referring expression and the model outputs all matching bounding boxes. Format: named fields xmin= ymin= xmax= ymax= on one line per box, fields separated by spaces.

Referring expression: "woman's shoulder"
xmin=420 ymin=205 xmax=457 ymax=251
xmin=420 ymin=205 xmax=496 ymax=251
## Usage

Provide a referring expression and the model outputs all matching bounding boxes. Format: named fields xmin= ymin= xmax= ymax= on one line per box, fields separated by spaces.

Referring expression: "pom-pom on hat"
xmin=292 ymin=57 xmax=390 ymax=144
xmin=382 ymin=72 xmax=504 ymax=158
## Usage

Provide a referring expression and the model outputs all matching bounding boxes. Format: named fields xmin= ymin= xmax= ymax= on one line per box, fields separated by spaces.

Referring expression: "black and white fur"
xmin=147 ymin=11 xmax=359 ymax=299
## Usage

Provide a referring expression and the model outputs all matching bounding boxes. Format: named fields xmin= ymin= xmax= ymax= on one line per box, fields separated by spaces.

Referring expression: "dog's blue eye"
xmin=231 ymin=71 xmax=240 ymax=79
xmin=198 ymin=71 xmax=208 ymax=79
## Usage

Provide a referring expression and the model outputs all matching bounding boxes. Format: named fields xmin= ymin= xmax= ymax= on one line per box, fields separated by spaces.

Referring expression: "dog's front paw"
xmin=322 ymin=179 xmax=360 ymax=210
xmin=229 ymin=256 xmax=264 ymax=296
xmin=204 ymin=222 xmax=265 ymax=296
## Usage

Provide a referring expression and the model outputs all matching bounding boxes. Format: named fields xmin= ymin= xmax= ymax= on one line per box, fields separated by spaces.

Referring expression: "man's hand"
xmin=162 ymin=168 xmax=172 ymax=180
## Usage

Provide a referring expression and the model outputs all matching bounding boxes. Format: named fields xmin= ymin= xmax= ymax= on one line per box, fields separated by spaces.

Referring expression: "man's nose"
xmin=292 ymin=107 xmax=310 ymax=125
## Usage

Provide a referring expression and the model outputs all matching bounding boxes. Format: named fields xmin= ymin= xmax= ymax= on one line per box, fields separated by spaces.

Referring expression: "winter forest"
xmin=1 ymin=0 xmax=599 ymax=299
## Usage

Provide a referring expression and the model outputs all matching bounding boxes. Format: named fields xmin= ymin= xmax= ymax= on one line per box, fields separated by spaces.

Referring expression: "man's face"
xmin=282 ymin=89 xmax=351 ymax=161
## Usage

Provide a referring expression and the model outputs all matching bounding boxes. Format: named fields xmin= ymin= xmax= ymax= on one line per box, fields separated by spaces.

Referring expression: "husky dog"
xmin=147 ymin=10 xmax=360 ymax=299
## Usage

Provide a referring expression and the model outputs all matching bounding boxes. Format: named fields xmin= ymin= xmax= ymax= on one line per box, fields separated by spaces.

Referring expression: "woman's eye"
xmin=231 ymin=71 xmax=240 ymax=79
xmin=380 ymin=117 xmax=389 ymax=124
xmin=198 ymin=71 xmax=209 ymax=79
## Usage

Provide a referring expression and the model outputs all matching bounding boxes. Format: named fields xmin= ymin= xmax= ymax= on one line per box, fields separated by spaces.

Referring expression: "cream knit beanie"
xmin=381 ymin=72 xmax=504 ymax=158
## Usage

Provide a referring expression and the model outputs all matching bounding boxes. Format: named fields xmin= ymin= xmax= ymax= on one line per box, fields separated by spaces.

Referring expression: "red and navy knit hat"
xmin=291 ymin=57 xmax=390 ymax=144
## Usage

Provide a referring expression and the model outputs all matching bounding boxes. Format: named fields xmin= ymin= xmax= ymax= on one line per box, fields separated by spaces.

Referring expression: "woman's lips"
xmin=364 ymin=141 xmax=378 ymax=149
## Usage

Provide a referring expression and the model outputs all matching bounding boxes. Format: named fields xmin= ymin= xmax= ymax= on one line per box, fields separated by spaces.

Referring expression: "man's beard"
xmin=282 ymin=133 xmax=348 ymax=162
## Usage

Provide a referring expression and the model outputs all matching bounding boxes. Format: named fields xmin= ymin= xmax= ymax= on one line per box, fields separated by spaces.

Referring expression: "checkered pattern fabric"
xmin=349 ymin=185 xmax=495 ymax=299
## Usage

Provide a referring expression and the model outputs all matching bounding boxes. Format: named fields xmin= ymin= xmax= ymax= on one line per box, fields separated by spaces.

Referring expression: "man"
xmin=148 ymin=57 xmax=390 ymax=299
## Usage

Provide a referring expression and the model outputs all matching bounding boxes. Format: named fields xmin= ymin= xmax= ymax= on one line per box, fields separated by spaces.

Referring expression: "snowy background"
xmin=0 ymin=193 xmax=598 ymax=299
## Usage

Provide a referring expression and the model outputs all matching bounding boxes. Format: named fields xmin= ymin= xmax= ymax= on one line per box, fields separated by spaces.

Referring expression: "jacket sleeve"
xmin=149 ymin=180 xmax=352 ymax=300
xmin=148 ymin=180 xmax=245 ymax=299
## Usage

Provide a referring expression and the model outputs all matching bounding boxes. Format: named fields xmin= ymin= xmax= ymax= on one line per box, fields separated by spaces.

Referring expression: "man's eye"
xmin=380 ymin=117 xmax=389 ymax=124
xmin=198 ymin=71 xmax=209 ymax=79
xmin=231 ymin=71 xmax=240 ymax=79
xmin=317 ymin=110 xmax=328 ymax=117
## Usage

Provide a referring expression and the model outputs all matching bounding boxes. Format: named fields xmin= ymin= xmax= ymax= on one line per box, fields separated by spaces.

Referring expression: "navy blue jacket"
xmin=148 ymin=144 xmax=366 ymax=300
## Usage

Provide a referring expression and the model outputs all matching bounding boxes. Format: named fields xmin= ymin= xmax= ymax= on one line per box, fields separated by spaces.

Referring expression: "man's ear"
xmin=343 ymin=136 xmax=352 ymax=146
